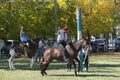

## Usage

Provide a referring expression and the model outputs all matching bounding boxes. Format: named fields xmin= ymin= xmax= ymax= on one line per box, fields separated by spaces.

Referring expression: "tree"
xmin=0 ymin=0 xmax=118 ymax=40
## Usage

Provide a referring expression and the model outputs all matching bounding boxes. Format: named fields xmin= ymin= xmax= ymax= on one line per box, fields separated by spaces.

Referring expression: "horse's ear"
xmin=66 ymin=39 xmax=72 ymax=45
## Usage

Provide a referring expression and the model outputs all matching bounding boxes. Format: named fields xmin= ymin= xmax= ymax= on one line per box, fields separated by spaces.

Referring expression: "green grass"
xmin=0 ymin=53 xmax=120 ymax=80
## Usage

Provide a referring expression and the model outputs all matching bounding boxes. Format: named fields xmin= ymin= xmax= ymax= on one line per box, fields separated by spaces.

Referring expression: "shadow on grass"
xmin=0 ymin=59 xmax=69 ymax=71
xmin=0 ymin=59 xmax=40 ymax=70
xmin=88 ymin=70 xmax=120 ymax=73
xmin=49 ymin=74 xmax=120 ymax=77
xmin=0 ymin=59 xmax=120 ymax=72
xmin=90 ymin=63 xmax=120 ymax=67
xmin=0 ymin=59 xmax=68 ymax=70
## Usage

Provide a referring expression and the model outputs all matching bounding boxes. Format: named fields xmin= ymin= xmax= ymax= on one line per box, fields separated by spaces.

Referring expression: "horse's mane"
xmin=72 ymin=39 xmax=84 ymax=51
xmin=28 ymin=37 xmax=41 ymax=46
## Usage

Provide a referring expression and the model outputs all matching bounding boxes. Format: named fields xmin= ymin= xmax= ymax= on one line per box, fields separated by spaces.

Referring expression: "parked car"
xmin=114 ymin=37 xmax=120 ymax=51
xmin=91 ymin=39 xmax=107 ymax=52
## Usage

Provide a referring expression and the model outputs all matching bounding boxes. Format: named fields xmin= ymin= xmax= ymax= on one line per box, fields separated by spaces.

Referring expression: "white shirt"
xmin=57 ymin=30 xmax=68 ymax=42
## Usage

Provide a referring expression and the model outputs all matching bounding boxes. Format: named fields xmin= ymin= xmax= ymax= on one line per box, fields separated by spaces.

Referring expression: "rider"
xmin=20 ymin=26 xmax=29 ymax=47
xmin=20 ymin=26 xmax=29 ymax=57
xmin=57 ymin=26 xmax=69 ymax=62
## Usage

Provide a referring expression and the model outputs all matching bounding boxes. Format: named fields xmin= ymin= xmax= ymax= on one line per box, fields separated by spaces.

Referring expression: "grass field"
xmin=0 ymin=52 xmax=120 ymax=80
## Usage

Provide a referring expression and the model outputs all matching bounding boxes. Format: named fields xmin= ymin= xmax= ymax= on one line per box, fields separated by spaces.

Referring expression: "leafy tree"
xmin=0 ymin=0 xmax=119 ymax=40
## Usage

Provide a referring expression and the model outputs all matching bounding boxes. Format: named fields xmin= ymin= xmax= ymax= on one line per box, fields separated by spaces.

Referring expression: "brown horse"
xmin=40 ymin=39 xmax=87 ymax=76
xmin=8 ymin=37 xmax=41 ymax=69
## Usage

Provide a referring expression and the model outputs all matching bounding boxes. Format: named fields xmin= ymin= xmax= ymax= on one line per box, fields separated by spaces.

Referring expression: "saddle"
xmin=21 ymin=42 xmax=29 ymax=47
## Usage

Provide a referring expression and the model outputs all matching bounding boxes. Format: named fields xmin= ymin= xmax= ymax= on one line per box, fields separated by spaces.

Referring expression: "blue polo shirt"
xmin=20 ymin=33 xmax=29 ymax=42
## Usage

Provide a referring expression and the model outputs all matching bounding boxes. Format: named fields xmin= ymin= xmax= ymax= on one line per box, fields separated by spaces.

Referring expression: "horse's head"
xmin=27 ymin=37 xmax=41 ymax=47
xmin=26 ymin=37 xmax=42 ymax=58
xmin=11 ymin=40 xmax=20 ymax=49
xmin=66 ymin=39 xmax=72 ymax=45
xmin=72 ymin=39 xmax=87 ymax=51
xmin=31 ymin=37 xmax=42 ymax=44
xmin=10 ymin=40 xmax=24 ymax=54
xmin=81 ymin=39 xmax=87 ymax=48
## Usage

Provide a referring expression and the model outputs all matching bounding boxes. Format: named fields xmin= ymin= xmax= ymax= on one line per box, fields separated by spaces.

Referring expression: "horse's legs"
xmin=40 ymin=61 xmax=50 ymax=76
xmin=74 ymin=58 xmax=80 ymax=72
xmin=66 ymin=61 xmax=72 ymax=72
xmin=29 ymin=57 xmax=35 ymax=69
xmin=11 ymin=59 xmax=15 ymax=69
xmin=40 ymin=63 xmax=46 ymax=76
xmin=69 ymin=59 xmax=77 ymax=76
xmin=66 ymin=62 xmax=69 ymax=72
xmin=8 ymin=57 xmax=12 ymax=69
xmin=8 ymin=49 xmax=15 ymax=70
xmin=42 ymin=63 xmax=49 ymax=75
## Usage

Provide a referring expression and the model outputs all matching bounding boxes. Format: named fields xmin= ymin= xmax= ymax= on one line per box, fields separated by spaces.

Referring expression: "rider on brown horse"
xmin=56 ymin=26 xmax=69 ymax=62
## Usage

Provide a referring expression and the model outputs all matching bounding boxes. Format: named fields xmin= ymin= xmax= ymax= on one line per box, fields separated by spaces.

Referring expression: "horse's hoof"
xmin=8 ymin=59 xmax=10 ymax=62
xmin=44 ymin=72 xmax=47 ymax=75
xmin=41 ymin=73 xmax=45 ymax=76
xmin=66 ymin=69 xmax=69 ymax=72
xmin=74 ymin=74 xmax=77 ymax=76
xmin=29 ymin=67 xmax=33 ymax=70
xmin=41 ymin=72 xmax=44 ymax=76
xmin=86 ymin=69 xmax=88 ymax=72
xmin=12 ymin=67 xmax=15 ymax=70
xmin=9 ymin=68 xmax=12 ymax=70
xmin=78 ymin=70 xmax=83 ymax=73
xmin=66 ymin=69 xmax=71 ymax=72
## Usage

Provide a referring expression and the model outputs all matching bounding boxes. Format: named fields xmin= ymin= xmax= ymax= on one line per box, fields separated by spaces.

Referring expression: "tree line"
xmin=0 ymin=0 xmax=119 ymax=40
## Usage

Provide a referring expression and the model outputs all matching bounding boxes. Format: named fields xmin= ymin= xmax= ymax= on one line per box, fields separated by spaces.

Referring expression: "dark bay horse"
xmin=8 ymin=37 xmax=41 ymax=69
xmin=27 ymin=38 xmax=42 ymax=69
xmin=66 ymin=45 xmax=91 ymax=72
xmin=40 ymin=39 xmax=87 ymax=76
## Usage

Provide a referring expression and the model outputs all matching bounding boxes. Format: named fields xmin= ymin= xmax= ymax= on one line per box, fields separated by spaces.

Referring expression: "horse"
xmin=1 ymin=46 xmax=11 ymax=58
xmin=40 ymin=39 xmax=87 ymax=76
xmin=1 ymin=40 xmax=26 ymax=58
xmin=8 ymin=40 xmax=24 ymax=69
xmin=66 ymin=45 xmax=91 ymax=72
xmin=8 ymin=37 xmax=41 ymax=70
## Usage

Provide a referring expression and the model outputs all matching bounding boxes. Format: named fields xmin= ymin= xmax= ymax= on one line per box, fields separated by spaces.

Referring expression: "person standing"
xmin=35 ymin=39 xmax=45 ymax=62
